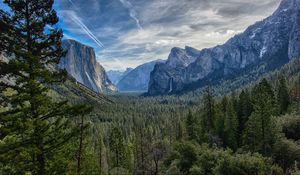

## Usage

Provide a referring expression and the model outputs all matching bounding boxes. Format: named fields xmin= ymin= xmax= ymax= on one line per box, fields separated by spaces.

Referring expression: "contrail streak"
xmin=70 ymin=14 xmax=104 ymax=48
xmin=68 ymin=0 xmax=75 ymax=6
xmin=68 ymin=0 xmax=104 ymax=48
xmin=119 ymin=0 xmax=142 ymax=30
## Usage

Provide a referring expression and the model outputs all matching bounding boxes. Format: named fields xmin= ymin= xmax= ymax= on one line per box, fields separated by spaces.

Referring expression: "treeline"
xmin=1 ymin=0 xmax=300 ymax=175
xmin=53 ymin=76 xmax=300 ymax=175
xmin=169 ymin=77 xmax=300 ymax=175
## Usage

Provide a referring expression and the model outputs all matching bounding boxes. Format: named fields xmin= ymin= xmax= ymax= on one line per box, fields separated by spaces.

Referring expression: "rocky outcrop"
xmin=117 ymin=60 xmax=165 ymax=92
xmin=60 ymin=39 xmax=117 ymax=93
xmin=289 ymin=5 xmax=300 ymax=59
xmin=148 ymin=0 xmax=300 ymax=95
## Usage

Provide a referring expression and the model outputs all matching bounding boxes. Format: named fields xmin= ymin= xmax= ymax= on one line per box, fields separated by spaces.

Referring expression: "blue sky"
xmin=1 ymin=0 xmax=281 ymax=70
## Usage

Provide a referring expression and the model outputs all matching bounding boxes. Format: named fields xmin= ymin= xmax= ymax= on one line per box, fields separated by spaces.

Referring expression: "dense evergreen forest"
xmin=1 ymin=0 xmax=300 ymax=175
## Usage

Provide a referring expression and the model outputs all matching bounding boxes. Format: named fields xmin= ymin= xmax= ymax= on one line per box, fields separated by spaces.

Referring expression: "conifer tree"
xmin=0 ymin=0 xmax=90 ymax=174
xmin=109 ymin=127 xmax=126 ymax=170
xmin=244 ymin=79 xmax=277 ymax=155
xmin=201 ymin=86 xmax=215 ymax=134
xmin=237 ymin=90 xmax=253 ymax=145
xmin=277 ymin=76 xmax=290 ymax=114
xmin=214 ymin=96 xmax=228 ymax=144
xmin=224 ymin=100 xmax=238 ymax=151
xmin=186 ymin=110 xmax=197 ymax=141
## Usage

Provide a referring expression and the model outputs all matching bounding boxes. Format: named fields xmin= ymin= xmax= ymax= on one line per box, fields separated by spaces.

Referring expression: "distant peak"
xmin=171 ymin=47 xmax=184 ymax=52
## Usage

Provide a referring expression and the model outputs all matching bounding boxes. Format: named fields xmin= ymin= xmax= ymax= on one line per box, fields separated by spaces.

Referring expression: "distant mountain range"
xmin=60 ymin=40 xmax=164 ymax=93
xmin=116 ymin=60 xmax=165 ymax=92
xmin=58 ymin=0 xmax=300 ymax=96
xmin=148 ymin=0 xmax=300 ymax=95
xmin=60 ymin=40 xmax=117 ymax=93
xmin=107 ymin=68 xmax=133 ymax=85
xmin=107 ymin=60 xmax=164 ymax=92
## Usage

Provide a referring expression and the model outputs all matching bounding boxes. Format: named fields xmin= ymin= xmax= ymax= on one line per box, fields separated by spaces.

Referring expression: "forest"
xmin=1 ymin=0 xmax=300 ymax=175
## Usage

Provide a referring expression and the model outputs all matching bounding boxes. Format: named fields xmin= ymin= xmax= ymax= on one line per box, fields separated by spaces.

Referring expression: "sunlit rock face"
xmin=148 ymin=0 xmax=300 ymax=95
xmin=60 ymin=39 xmax=117 ymax=93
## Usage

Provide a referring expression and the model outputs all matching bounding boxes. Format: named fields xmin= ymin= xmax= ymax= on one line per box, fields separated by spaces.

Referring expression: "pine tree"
xmin=214 ymin=96 xmax=228 ymax=144
xmin=224 ymin=100 xmax=238 ymax=151
xmin=186 ymin=110 xmax=197 ymax=141
xmin=201 ymin=86 xmax=215 ymax=134
xmin=243 ymin=79 xmax=277 ymax=155
xmin=0 ymin=1 xmax=90 ymax=174
xmin=76 ymin=106 xmax=92 ymax=175
xmin=237 ymin=90 xmax=253 ymax=145
xmin=109 ymin=127 xmax=126 ymax=170
xmin=277 ymin=76 xmax=290 ymax=114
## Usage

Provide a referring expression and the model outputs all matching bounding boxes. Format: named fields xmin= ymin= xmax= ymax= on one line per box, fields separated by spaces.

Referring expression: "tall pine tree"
xmin=237 ymin=90 xmax=253 ymax=145
xmin=186 ymin=110 xmax=198 ymax=141
xmin=0 ymin=0 xmax=90 ymax=174
xmin=201 ymin=86 xmax=215 ymax=134
xmin=243 ymin=79 xmax=278 ymax=155
xmin=277 ymin=76 xmax=290 ymax=114
xmin=224 ymin=100 xmax=238 ymax=151
xmin=109 ymin=127 xmax=127 ymax=170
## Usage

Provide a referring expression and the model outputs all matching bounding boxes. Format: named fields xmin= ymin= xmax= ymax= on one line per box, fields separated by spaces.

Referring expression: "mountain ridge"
xmin=148 ymin=0 xmax=300 ymax=95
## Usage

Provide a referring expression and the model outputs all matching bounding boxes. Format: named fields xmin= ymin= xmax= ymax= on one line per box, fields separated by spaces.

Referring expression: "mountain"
xmin=0 ymin=53 xmax=110 ymax=104
xmin=107 ymin=68 xmax=133 ymax=85
xmin=117 ymin=60 xmax=165 ymax=92
xmin=59 ymin=39 xmax=117 ymax=93
xmin=148 ymin=0 xmax=300 ymax=95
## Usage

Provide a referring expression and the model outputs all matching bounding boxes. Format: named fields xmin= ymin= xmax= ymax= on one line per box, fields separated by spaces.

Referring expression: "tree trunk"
xmin=77 ymin=115 xmax=84 ymax=175
xmin=99 ymin=141 xmax=102 ymax=175
xmin=37 ymin=139 xmax=45 ymax=175
xmin=154 ymin=159 xmax=158 ymax=175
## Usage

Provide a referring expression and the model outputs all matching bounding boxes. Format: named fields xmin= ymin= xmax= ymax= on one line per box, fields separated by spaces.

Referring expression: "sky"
xmin=1 ymin=0 xmax=281 ymax=70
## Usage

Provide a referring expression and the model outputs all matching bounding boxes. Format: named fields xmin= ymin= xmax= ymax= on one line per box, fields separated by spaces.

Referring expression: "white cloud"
xmin=58 ymin=0 xmax=281 ymax=70
xmin=205 ymin=30 xmax=243 ymax=38
xmin=119 ymin=0 xmax=143 ymax=30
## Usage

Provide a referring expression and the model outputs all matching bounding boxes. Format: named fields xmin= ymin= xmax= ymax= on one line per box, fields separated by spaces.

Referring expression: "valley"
xmin=1 ymin=0 xmax=300 ymax=175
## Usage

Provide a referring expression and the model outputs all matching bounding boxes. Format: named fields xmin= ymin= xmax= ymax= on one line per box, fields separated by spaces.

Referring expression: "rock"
xmin=148 ymin=0 xmax=300 ymax=95
xmin=117 ymin=60 xmax=165 ymax=92
xmin=60 ymin=39 xmax=117 ymax=93
xmin=107 ymin=68 xmax=133 ymax=85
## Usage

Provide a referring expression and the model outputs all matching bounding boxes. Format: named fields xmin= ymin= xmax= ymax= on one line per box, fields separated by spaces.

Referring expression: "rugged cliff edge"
xmin=148 ymin=0 xmax=300 ymax=95
xmin=60 ymin=39 xmax=117 ymax=93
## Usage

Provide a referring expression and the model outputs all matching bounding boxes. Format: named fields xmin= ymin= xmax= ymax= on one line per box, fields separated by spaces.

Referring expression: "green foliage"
xmin=0 ymin=0 xmax=299 ymax=175
xmin=109 ymin=127 xmax=128 ymax=170
xmin=186 ymin=110 xmax=200 ymax=141
xmin=277 ymin=76 xmax=290 ymax=114
xmin=172 ymin=142 xmax=198 ymax=174
xmin=201 ymin=86 xmax=216 ymax=134
xmin=279 ymin=114 xmax=300 ymax=140
xmin=224 ymin=100 xmax=238 ymax=151
xmin=166 ymin=142 xmax=282 ymax=175
xmin=237 ymin=90 xmax=253 ymax=144
xmin=0 ymin=1 xmax=91 ymax=174
xmin=243 ymin=79 xmax=278 ymax=155
xmin=273 ymin=138 xmax=300 ymax=172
